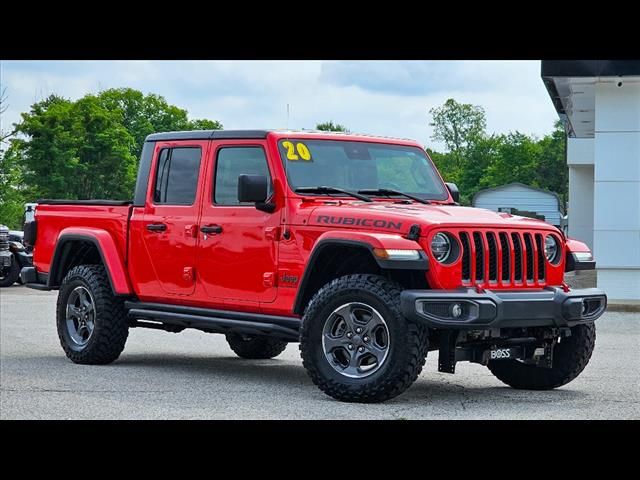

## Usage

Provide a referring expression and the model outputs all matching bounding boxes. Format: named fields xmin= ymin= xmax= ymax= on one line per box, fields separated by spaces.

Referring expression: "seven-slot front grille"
xmin=457 ymin=230 xmax=547 ymax=287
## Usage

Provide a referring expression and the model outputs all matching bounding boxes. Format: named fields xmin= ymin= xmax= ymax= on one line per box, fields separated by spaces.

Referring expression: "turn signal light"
xmin=373 ymin=248 xmax=421 ymax=260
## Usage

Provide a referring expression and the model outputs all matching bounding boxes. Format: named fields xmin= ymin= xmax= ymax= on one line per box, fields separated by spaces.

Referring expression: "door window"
xmin=153 ymin=147 xmax=202 ymax=205
xmin=214 ymin=147 xmax=272 ymax=205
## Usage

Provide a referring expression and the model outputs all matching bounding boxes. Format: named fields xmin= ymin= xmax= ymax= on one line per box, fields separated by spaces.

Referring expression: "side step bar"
xmin=125 ymin=301 xmax=301 ymax=341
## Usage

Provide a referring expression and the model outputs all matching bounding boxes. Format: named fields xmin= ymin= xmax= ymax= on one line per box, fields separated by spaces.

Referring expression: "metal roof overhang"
xmin=541 ymin=60 xmax=640 ymax=138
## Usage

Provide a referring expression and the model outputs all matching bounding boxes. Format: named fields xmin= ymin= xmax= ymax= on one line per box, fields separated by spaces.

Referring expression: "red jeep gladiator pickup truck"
xmin=21 ymin=129 xmax=606 ymax=403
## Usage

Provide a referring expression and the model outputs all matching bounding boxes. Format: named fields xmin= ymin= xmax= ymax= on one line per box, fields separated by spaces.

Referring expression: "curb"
xmin=606 ymin=302 xmax=640 ymax=313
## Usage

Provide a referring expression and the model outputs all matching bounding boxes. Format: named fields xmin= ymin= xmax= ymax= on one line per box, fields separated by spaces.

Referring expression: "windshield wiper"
xmin=357 ymin=188 xmax=431 ymax=205
xmin=295 ymin=186 xmax=373 ymax=202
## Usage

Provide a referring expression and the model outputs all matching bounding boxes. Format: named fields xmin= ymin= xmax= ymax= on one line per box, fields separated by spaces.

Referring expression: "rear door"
xmin=136 ymin=141 xmax=208 ymax=296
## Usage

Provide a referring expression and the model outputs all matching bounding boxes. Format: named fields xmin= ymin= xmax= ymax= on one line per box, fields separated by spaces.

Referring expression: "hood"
xmin=305 ymin=201 xmax=558 ymax=234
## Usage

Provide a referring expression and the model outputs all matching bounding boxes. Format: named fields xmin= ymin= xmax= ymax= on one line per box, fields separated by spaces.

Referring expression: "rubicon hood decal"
xmin=316 ymin=215 xmax=403 ymax=230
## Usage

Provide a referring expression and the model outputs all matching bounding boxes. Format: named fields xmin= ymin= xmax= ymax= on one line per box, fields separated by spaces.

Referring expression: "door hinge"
xmin=263 ymin=272 xmax=275 ymax=287
xmin=184 ymin=224 xmax=198 ymax=238
xmin=183 ymin=266 xmax=195 ymax=282
xmin=265 ymin=226 xmax=281 ymax=241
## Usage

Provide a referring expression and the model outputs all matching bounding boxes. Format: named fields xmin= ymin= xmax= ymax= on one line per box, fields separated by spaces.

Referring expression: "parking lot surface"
xmin=1 ymin=285 xmax=638 ymax=419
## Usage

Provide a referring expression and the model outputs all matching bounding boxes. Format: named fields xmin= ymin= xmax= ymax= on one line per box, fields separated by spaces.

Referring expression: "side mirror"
xmin=237 ymin=174 xmax=275 ymax=212
xmin=445 ymin=182 xmax=459 ymax=203
xmin=238 ymin=174 xmax=268 ymax=203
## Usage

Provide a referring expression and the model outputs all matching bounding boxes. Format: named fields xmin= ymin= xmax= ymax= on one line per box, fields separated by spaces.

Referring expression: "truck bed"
xmin=33 ymin=202 xmax=133 ymax=275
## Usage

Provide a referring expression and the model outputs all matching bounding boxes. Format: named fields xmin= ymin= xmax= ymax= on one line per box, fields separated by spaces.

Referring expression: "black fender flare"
xmin=48 ymin=233 xmax=131 ymax=295
xmin=292 ymin=239 xmax=428 ymax=315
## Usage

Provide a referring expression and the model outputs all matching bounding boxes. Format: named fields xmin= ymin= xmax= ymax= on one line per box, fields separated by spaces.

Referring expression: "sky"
xmin=0 ymin=60 xmax=559 ymax=151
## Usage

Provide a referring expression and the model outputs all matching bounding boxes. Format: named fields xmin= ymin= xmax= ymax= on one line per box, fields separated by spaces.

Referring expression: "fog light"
xmin=450 ymin=303 xmax=463 ymax=318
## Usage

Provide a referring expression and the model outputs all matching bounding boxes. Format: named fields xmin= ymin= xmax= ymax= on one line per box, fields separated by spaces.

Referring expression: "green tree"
xmin=95 ymin=88 xmax=222 ymax=160
xmin=9 ymin=88 xmax=223 ymax=203
xmin=316 ymin=121 xmax=349 ymax=132
xmin=1 ymin=87 xmax=15 ymax=143
xmin=0 ymin=145 xmax=27 ymax=229
xmin=479 ymin=132 xmax=540 ymax=190
xmin=188 ymin=118 xmax=224 ymax=130
xmin=14 ymin=94 xmax=137 ymax=199
xmin=429 ymin=98 xmax=486 ymax=168
xmin=457 ymin=135 xmax=503 ymax=204
xmin=534 ymin=120 xmax=567 ymax=205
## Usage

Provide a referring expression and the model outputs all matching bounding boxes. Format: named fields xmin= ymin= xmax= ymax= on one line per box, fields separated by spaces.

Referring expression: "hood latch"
xmin=405 ymin=224 xmax=421 ymax=241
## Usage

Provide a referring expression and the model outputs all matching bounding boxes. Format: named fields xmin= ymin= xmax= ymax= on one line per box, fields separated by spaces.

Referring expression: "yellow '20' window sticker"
xmin=283 ymin=141 xmax=312 ymax=161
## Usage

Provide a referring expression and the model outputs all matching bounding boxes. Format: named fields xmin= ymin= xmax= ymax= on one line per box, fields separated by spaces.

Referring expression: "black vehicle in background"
xmin=0 ymin=223 xmax=34 ymax=287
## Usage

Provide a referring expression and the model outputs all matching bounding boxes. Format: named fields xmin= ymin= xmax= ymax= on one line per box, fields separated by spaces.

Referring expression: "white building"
xmin=473 ymin=183 xmax=563 ymax=227
xmin=542 ymin=61 xmax=640 ymax=302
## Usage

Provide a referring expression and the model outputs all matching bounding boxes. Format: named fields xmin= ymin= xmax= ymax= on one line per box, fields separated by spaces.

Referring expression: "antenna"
xmin=282 ymin=104 xmax=291 ymax=240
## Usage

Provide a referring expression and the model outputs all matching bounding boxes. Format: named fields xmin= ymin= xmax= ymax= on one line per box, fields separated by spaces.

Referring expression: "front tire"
xmin=488 ymin=323 xmax=596 ymax=390
xmin=300 ymin=274 xmax=428 ymax=403
xmin=56 ymin=265 xmax=129 ymax=365
xmin=225 ymin=333 xmax=288 ymax=359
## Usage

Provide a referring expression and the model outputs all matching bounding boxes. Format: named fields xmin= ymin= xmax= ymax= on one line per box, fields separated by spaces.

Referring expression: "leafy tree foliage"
xmin=1 ymin=89 xmax=222 ymax=227
xmin=13 ymin=94 xmax=136 ymax=200
xmin=316 ymin=121 xmax=349 ymax=132
xmin=428 ymin=99 xmax=567 ymax=207
xmin=533 ymin=120 xmax=567 ymax=202
xmin=0 ymin=146 xmax=27 ymax=229
xmin=95 ymin=88 xmax=222 ymax=160
xmin=429 ymin=98 xmax=486 ymax=168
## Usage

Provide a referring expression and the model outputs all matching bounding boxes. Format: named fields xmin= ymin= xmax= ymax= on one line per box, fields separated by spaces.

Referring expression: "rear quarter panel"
xmin=34 ymin=204 xmax=131 ymax=275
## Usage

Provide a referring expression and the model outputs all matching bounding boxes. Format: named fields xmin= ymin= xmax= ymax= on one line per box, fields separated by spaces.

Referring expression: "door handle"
xmin=146 ymin=223 xmax=167 ymax=232
xmin=200 ymin=224 xmax=223 ymax=235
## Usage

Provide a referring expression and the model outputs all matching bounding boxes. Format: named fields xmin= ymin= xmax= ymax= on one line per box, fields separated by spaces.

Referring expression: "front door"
xmin=196 ymin=141 xmax=280 ymax=304
xmin=138 ymin=141 xmax=207 ymax=296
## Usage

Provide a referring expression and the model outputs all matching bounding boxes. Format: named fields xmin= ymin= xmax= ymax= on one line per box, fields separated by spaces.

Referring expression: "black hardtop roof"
xmin=145 ymin=130 xmax=271 ymax=142
xmin=144 ymin=129 xmax=418 ymax=143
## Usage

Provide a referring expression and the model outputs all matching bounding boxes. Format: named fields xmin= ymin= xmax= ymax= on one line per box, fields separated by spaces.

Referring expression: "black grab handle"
xmin=146 ymin=223 xmax=167 ymax=232
xmin=200 ymin=225 xmax=223 ymax=234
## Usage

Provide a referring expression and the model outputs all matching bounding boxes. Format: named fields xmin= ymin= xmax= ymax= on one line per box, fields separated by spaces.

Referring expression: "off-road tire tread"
xmin=488 ymin=323 xmax=596 ymax=390
xmin=56 ymin=265 xmax=129 ymax=365
xmin=300 ymin=274 xmax=428 ymax=403
xmin=225 ymin=333 xmax=288 ymax=359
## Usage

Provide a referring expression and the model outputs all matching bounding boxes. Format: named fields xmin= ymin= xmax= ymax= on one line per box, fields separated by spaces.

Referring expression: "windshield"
xmin=277 ymin=139 xmax=448 ymax=201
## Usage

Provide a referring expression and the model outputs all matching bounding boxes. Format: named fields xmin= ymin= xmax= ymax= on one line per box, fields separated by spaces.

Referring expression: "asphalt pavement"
xmin=1 ymin=285 xmax=638 ymax=419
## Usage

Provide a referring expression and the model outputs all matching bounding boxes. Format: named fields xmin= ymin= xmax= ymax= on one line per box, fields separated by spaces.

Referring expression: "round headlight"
xmin=431 ymin=233 xmax=451 ymax=262
xmin=544 ymin=235 xmax=560 ymax=263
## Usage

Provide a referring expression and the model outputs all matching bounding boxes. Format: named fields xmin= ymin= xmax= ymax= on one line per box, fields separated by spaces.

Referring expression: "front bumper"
xmin=400 ymin=287 xmax=607 ymax=330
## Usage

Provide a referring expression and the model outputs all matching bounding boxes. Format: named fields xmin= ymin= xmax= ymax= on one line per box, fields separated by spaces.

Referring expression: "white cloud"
xmin=0 ymin=60 xmax=559 ymax=151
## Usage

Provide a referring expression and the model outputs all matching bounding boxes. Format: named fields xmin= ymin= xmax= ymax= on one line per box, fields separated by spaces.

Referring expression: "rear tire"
xmin=488 ymin=323 xmax=596 ymax=390
xmin=300 ymin=274 xmax=428 ymax=403
xmin=56 ymin=265 xmax=129 ymax=365
xmin=225 ymin=333 xmax=288 ymax=359
xmin=0 ymin=255 xmax=20 ymax=287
